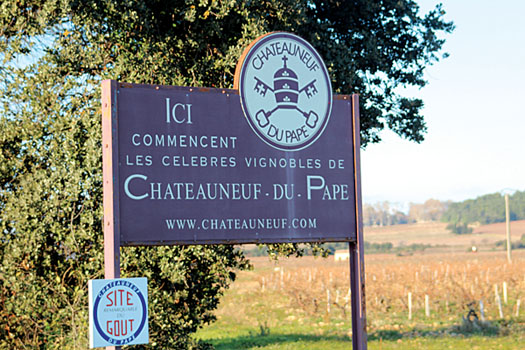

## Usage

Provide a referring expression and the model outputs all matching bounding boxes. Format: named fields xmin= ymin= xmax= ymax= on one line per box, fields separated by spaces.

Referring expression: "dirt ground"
xmin=363 ymin=220 xmax=525 ymax=249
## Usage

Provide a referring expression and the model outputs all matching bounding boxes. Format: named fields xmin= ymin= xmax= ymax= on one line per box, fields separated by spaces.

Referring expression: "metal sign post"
xmin=100 ymin=32 xmax=367 ymax=349
xmin=349 ymin=95 xmax=367 ymax=349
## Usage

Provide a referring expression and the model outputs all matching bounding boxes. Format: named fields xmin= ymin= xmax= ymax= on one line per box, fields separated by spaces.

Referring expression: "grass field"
xmin=196 ymin=224 xmax=525 ymax=349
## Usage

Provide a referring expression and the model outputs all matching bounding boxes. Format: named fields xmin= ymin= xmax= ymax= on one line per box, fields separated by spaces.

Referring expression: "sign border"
xmin=102 ymin=82 xmax=359 ymax=247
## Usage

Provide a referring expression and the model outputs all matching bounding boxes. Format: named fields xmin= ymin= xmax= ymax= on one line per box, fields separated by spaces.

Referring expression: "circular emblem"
xmin=236 ymin=32 xmax=332 ymax=151
xmin=93 ymin=280 xmax=147 ymax=345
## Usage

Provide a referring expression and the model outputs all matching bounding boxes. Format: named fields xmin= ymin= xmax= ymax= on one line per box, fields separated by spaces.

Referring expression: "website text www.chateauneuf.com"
xmin=165 ymin=217 xmax=318 ymax=231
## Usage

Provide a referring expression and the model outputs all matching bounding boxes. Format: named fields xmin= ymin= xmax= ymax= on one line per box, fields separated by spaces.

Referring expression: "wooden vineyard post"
xmin=479 ymin=300 xmax=485 ymax=321
xmin=408 ymin=293 xmax=413 ymax=320
xmin=101 ymin=80 xmax=122 ymax=350
xmin=349 ymin=94 xmax=367 ymax=349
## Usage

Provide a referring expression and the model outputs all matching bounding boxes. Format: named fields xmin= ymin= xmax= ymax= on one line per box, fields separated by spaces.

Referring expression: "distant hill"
xmin=441 ymin=191 xmax=525 ymax=225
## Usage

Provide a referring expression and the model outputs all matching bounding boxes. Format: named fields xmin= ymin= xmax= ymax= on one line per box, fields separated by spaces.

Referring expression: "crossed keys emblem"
xmin=252 ymin=56 xmax=320 ymax=129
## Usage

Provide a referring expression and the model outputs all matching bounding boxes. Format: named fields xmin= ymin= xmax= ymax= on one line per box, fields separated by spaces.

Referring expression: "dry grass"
xmin=236 ymin=250 xmax=525 ymax=324
xmin=200 ymin=249 xmax=525 ymax=349
xmin=201 ymin=222 xmax=525 ymax=349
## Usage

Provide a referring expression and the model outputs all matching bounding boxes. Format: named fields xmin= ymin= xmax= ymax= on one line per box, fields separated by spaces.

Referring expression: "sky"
xmin=360 ymin=0 xmax=525 ymax=208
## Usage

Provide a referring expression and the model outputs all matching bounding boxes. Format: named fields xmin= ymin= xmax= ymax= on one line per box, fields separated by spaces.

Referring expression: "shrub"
xmin=446 ymin=223 xmax=473 ymax=234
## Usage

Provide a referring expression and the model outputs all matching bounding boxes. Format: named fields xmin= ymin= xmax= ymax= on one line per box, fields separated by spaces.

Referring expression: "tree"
xmin=446 ymin=222 xmax=473 ymax=235
xmin=363 ymin=202 xmax=409 ymax=226
xmin=441 ymin=191 xmax=525 ymax=226
xmin=363 ymin=203 xmax=379 ymax=226
xmin=408 ymin=199 xmax=449 ymax=222
xmin=0 ymin=1 xmax=453 ymax=348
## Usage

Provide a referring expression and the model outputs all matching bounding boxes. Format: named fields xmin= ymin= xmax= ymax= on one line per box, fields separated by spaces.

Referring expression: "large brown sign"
xmin=102 ymin=83 xmax=360 ymax=245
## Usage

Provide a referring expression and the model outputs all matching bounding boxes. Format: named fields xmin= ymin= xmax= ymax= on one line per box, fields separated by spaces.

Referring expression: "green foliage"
xmin=442 ymin=191 xmax=525 ymax=226
xmin=0 ymin=0 xmax=453 ymax=348
xmin=446 ymin=222 xmax=473 ymax=235
xmin=364 ymin=241 xmax=394 ymax=253
xmin=494 ymin=235 xmax=525 ymax=250
xmin=449 ymin=316 xmax=499 ymax=336
xmin=1 ymin=0 xmax=454 ymax=145
xmin=243 ymin=243 xmax=331 ymax=258
xmin=307 ymin=241 xmax=431 ymax=255
xmin=243 ymin=245 xmax=269 ymax=258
